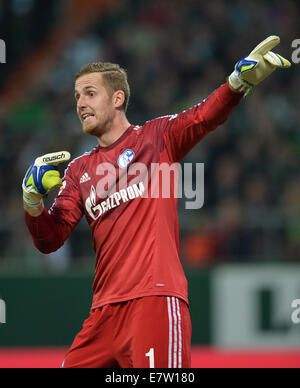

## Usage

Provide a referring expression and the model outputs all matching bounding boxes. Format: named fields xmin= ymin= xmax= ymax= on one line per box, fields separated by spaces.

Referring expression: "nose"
xmin=77 ymin=94 xmax=87 ymax=111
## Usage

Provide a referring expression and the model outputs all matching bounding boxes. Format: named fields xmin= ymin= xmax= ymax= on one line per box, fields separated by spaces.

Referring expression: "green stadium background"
xmin=0 ymin=0 xmax=300 ymax=368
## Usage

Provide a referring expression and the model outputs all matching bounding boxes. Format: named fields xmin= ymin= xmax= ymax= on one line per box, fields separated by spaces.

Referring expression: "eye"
xmin=88 ymin=91 xmax=95 ymax=97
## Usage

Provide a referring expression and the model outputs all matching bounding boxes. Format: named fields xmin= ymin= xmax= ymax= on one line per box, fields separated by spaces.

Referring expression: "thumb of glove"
xmin=263 ymin=51 xmax=291 ymax=68
xmin=41 ymin=170 xmax=63 ymax=193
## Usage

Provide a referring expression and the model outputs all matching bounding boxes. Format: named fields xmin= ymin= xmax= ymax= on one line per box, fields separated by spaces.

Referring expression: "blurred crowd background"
xmin=0 ymin=0 xmax=299 ymax=273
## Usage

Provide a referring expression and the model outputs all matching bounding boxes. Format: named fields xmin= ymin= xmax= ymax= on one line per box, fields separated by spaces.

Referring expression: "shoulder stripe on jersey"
xmin=144 ymin=100 xmax=206 ymax=126
xmin=62 ymin=146 xmax=99 ymax=179
xmin=145 ymin=114 xmax=173 ymax=125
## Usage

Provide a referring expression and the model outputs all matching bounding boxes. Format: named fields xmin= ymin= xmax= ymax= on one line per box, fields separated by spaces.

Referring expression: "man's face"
xmin=74 ymin=72 xmax=115 ymax=136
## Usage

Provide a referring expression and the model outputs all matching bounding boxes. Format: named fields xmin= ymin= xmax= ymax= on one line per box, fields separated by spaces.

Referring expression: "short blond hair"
xmin=75 ymin=62 xmax=130 ymax=112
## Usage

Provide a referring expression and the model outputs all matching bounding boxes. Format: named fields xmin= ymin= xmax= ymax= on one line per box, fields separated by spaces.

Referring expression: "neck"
xmin=96 ymin=114 xmax=131 ymax=148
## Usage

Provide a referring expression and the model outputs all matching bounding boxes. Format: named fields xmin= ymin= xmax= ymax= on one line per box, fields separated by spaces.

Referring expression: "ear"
xmin=113 ymin=90 xmax=125 ymax=109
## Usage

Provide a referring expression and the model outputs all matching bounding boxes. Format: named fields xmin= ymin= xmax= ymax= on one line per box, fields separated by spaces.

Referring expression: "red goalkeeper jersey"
xmin=25 ymin=82 xmax=242 ymax=309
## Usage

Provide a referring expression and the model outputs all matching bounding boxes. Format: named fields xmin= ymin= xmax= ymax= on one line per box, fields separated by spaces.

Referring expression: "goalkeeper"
xmin=23 ymin=36 xmax=290 ymax=368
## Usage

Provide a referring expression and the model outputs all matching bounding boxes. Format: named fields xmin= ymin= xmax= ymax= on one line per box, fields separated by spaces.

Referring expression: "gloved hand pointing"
xmin=229 ymin=35 xmax=291 ymax=94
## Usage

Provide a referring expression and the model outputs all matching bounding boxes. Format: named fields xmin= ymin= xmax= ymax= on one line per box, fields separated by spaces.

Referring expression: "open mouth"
xmin=81 ymin=113 xmax=95 ymax=123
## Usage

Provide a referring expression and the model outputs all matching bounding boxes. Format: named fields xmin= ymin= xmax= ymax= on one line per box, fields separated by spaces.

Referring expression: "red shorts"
xmin=62 ymin=296 xmax=192 ymax=368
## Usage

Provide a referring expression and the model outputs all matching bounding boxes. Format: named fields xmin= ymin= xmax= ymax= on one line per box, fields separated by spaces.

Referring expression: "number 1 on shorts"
xmin=145 ymin=347 xmax=155 ymax=368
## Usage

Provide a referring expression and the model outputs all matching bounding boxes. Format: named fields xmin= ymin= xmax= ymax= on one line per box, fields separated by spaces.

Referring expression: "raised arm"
xmin=163 ymin=35 xmax=290 ymax=162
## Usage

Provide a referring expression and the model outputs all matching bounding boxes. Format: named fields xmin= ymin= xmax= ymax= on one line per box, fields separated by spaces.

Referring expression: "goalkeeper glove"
xmin=229 ymin=35 xmax=291 ymax=95
xmin=22 ymin=151 xmax=71 ymax=208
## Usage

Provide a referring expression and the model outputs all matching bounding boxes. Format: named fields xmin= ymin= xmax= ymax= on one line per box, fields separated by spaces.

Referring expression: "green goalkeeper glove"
xmin=22 ymin=151 xmax=71 ymax=208
xmin=229 ymin=35 xmax=291 ymax=95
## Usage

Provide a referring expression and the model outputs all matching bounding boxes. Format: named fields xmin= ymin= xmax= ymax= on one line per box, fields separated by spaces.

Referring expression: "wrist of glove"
xmin=22 ymin=185 xmax=43 ymax=208
xmin=22 ymin=151 xmax=71 ymax=208
xmin=228 ymin=71 xmax=253 ymax=96
xmin=228 ymin=35 xmax=291 ymax=96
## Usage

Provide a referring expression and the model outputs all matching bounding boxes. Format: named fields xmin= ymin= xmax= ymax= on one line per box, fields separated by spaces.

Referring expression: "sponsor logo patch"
xmin=80 ymin=173 xmax=91 ymax=184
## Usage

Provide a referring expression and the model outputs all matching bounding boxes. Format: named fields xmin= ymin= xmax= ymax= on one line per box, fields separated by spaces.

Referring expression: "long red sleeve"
xmin=163 ymin=81 xmax=243 ymax=162
xmin=25 ymin=208 xmax=64 ymax=254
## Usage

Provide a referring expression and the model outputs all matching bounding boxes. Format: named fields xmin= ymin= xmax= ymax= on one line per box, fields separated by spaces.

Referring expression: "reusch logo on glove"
xmin=42 ymin=153 xmax=66 ymax=163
